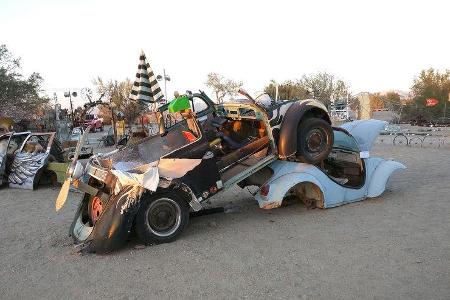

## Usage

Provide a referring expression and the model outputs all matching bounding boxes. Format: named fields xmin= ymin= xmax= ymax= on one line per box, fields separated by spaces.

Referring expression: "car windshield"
xmin=333 ymin=130 xmax=359 ymax=152
xmin=107 ymin=118 xmax=200 ymax=169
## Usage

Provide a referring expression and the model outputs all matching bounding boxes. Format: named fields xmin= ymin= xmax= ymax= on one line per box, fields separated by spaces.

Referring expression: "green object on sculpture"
xmin=168 ymin=96 xmax=190 ymax=113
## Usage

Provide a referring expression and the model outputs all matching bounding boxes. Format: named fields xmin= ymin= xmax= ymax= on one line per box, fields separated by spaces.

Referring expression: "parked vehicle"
xmin=0 ymin=132 xmax=30 ymax=186
xmin=83 ymin=114 xmax=104 ymax=132
xmin=97 ymin=127 xmax=129 ymax=148
xmin=55 ymin=91 xmax=403 ymax=253
xmin=62 ymin=127 xmax=93 ymax=160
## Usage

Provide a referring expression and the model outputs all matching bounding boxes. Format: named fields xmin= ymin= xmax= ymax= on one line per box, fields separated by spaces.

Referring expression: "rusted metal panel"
xmin=261 ymin=201 xmax=282 ymax=210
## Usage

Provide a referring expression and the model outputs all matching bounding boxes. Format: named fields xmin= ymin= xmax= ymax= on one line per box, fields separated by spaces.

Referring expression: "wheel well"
xmin=301 ymin=108 xmax=331 ymax=125
xmin=278 ymin=102 xmax=332 ymax=159
xmin=287 ymin=181 xmax=324 ymax=209
xmin=146 ymin=185 xmax=192 ymax=205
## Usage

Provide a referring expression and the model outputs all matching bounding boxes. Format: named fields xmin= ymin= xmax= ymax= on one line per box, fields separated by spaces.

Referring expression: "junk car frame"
xmin=1 ymin=131 xmax=63 ymax=189
xmin=58 ymin=91 xmax=404 ymax=253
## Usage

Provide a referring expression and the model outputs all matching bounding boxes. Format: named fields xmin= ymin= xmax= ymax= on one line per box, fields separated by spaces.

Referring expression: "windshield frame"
xmin=158 ymin=92 xmax=215 ymax=129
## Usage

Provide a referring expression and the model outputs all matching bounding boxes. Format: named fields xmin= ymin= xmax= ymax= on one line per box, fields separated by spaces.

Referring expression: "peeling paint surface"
xmin=158 ymin=158 xmax=202 ymax=178
xmin=261 ymin=201 xmax=282 ymax=210
xmin=109 ymin=158 xmax=202 ymax=192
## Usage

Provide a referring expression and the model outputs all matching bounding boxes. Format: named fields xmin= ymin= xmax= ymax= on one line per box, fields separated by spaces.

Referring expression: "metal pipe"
xmin=163 ymin=69 xmax=168 ymax=101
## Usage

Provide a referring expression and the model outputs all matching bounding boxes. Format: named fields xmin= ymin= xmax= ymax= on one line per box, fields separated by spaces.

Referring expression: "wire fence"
xmin=377 ymin=131 xmax=449 ymax=148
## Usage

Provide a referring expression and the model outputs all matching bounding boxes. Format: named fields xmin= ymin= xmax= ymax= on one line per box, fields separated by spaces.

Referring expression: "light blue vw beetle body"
xmin=254 ymin=119 xmax=406 ymax=209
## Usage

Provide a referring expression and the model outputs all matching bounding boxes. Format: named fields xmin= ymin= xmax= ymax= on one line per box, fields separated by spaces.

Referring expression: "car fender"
xmin=255 ymin=171 xmax=326 ymax=209
xmin=278 ymin=100 xmax=331 ymax=159
xmin=70 ymin=185 xmax=142 ymax=253
xmin=367 ymin=159 xmax=406 ymax=198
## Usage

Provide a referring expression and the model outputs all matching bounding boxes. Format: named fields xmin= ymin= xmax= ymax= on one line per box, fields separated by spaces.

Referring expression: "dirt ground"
xmin=0 ymin=143 xmax=449 ymax=299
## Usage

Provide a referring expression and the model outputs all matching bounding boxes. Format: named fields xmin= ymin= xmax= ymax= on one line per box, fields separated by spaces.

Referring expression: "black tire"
xmin=296 ymin=118 xmax=334 ymax=164
xmin=135 ymin=191 xmax=189 ymax=245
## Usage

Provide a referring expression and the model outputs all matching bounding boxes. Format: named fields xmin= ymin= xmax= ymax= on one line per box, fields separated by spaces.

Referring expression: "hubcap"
xmin=146 ymin=198 xmax=181 ymax=237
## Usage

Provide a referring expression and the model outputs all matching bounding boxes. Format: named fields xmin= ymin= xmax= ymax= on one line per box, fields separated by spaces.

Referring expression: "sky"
xmin=1 ymin=0 xmax=450 ymax=108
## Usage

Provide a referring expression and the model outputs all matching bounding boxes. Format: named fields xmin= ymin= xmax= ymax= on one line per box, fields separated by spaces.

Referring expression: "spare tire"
xmin=297 ymin=118 xmax=333 ymax=164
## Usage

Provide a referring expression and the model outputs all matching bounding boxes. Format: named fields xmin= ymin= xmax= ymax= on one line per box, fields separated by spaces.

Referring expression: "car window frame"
xmin=332 ymin=127 xmax=360 ymax=153
xmin=19 ymin=132 xmax=55 ymax=154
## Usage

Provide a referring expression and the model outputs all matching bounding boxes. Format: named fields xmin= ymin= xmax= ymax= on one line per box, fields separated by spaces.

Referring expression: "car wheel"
xmin=135 ymin=191 xmax=189 ymax=245
xmin=296 ymin=118 xmax=333 ymax=164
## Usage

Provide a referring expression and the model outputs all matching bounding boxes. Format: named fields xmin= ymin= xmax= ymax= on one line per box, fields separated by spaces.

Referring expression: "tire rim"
xmin=90 ymin=196 xmax=103 ymax=225
xmin=146 ymin=198 xmax=181 ymax=237
xmin=306 ymin=128 xmax=326 ymax=153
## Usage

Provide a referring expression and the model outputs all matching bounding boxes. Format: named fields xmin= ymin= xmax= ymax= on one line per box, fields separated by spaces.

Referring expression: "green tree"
xmin=299 ymin=72 xmax=350 ymax=107
xmin=205 ymin=73 xmax=243 ymax=103
xmin=411 ymin=68 xmax=450 ymax=119
xmin=263 ymin=72 xmax=351 ymax=107
xmin=372 ymin=92 xmax=405 ymax=122
xmin=0 ymin=44 xmax=49 ymax=120
xmin=264 ymin=80 xmax=309 ymax=100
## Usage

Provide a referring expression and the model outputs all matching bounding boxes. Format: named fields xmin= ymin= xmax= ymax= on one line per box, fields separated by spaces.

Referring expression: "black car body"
xmin=58 ymin=91 xmax=334 ymax=253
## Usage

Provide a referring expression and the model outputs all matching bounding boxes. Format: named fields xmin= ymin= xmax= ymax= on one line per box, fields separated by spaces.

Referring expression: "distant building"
xmin=358 ymin=92 xmax=372 ymax=120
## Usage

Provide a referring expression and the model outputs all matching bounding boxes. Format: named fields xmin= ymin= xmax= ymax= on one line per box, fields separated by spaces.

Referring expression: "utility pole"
xmin=346 ymin=93 xmax=350 ymax=120
xmin=53 ymin=93 xmax=59 ymax=121
xmin=157 ymin=69 xmax=171 ymax=104
xmin=163 ymin=69 xmax=167 ymax=100
xmin=275 ymin=83 xmax=279 ymax=102
xmin=64 ymin=91 xmax=77 ymax=126
xmin=69 ymin=93 xmax=74 ymax=122
xmin=109 ymin=96 xmax=118 ymax=145
xmin=444 ymin=92 xmax=449 ymax=119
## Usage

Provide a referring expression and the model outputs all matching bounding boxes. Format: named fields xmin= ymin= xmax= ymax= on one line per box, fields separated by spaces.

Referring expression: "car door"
xmin=0 ymin=133 xmax=13 ymax=185
xmin=326 ymin=128 xmax=368 ymax=203
xmin=9 ymin=132 xmax=55 ymax=189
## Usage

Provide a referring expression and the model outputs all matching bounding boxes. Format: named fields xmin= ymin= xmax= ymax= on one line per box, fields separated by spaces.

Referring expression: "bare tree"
xmin=93 ymin=77 xmax=144 ymax=123
xmin=205 ymin=73 xmax=243 ymax=103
